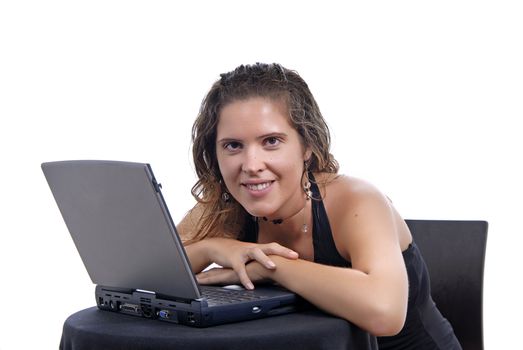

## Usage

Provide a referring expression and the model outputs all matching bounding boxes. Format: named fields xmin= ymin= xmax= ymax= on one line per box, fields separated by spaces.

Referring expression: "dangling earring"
xmin=219 ymin=179 xmax=230 ymax=203
xmin=303 ymin=161 xmax=312 ymax=200
xmin=303 ymin=181 xmax=312 ymax=200
xmin=302 ymin=163 xmax=311 ymax=233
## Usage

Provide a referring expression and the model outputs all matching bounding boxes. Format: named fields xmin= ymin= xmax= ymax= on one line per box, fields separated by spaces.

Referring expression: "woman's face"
xmin=216 ymin=97 xmax=311 ymax=219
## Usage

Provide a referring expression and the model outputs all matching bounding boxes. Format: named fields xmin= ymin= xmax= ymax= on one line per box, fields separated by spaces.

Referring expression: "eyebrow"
xmin=216 ymin=132 xmax=288 ymax=144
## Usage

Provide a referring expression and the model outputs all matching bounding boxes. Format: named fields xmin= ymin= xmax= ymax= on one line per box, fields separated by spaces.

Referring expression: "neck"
xmin=258 ymin=198 xmax=311 ymax=236
xmin=261 ymin=199 xmax=306 ymax=224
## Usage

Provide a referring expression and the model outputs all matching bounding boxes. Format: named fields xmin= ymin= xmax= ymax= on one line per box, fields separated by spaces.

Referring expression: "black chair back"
xmin=406 ymin=220 xmax=488 ymax=350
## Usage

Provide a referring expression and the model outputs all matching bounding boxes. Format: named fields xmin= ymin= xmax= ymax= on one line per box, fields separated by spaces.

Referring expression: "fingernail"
xmin=247 ymin=282 xmax=254 ymax=290
xmin=267 ymin=261 xmax=276 ymax=268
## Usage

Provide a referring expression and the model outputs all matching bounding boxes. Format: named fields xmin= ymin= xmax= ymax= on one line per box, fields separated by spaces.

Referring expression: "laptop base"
xmin=96 ymin=285 xmax=299 ymax=327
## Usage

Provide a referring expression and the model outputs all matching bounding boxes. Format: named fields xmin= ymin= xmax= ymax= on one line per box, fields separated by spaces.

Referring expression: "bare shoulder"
xmin=316 ymin=173 xmax=387 ymax=206
xmin=315 ymin=173 xmax=392 ymax=236
xmin=315 ymin=173 xmax=411 ymax=261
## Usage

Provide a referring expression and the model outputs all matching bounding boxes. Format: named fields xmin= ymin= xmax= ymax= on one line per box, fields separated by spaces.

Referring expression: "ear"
xmin=303 ymin=146 xmax=312 ymax=162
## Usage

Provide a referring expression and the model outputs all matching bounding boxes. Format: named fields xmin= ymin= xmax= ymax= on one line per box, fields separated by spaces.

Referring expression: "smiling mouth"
xmin=243 ymin=181 xmax=273 ymax=191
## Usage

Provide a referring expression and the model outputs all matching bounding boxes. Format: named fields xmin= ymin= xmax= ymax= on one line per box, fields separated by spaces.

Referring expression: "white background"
xmin=1 ymin=1 xmax=521 ymax=349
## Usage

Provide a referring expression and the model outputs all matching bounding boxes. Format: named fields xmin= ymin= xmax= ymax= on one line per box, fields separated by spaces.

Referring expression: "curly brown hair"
xmin=188 ymin=63 xmax=338 ymax=242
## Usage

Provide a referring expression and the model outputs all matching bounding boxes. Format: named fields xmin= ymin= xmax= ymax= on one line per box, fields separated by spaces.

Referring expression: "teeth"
xmin=246 ymin=182 xmax=271 ymax=191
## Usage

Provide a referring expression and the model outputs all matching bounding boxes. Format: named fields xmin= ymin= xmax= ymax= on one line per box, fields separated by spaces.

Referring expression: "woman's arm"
xmin=261 ymin=255 xmax=407 ymax=336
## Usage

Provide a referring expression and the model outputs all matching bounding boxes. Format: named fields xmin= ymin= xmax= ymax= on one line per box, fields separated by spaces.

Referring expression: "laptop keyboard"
xmin=200 ymin=286 xmax=264 ymax=306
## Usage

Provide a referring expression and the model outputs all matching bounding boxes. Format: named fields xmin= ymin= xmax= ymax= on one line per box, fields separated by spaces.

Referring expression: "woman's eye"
xmin=264 ymin=137 xmax=281 ymax=147
xmin=224 ymin=141 xmax=242 ymax=151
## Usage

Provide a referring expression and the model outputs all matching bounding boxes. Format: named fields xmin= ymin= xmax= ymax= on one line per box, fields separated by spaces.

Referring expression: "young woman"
xmin=177 ymin=63 xmax=462 ymax=349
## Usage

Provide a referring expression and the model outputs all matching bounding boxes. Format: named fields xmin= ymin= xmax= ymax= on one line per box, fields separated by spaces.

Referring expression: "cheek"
xmin=271 ymin=156 xmax=305 ymax=180
xmin=279 ymin=147 xmax=307 ymax=169
xmin=217 ymin=156 xmax=239 ymax=185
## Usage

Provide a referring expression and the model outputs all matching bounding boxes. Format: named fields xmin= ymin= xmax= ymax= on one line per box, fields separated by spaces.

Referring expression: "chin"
xmin=242 ymin=204 xmax=276 ymax=219
xmin=244 ymin=208 xmax=267 ymax=218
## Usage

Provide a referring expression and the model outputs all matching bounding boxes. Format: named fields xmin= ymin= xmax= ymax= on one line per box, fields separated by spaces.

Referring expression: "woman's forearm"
xmin=184 ymin=239 xmax=214 ymax=273
xmin=259 ymin=255 xmax=408 ymax=336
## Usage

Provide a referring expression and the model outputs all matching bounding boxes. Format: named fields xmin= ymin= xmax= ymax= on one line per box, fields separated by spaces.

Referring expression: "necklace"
xmin=258 ymin=173 xmax=313 ymax=233
xmin=260 ymin=200 xmax=309 ymax=233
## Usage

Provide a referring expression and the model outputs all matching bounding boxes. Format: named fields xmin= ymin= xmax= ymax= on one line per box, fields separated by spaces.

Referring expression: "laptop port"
xmin=141 ymin=304 xmax=153 ymax=318
xmin=157 ymin=309 xmax=178 ymax=322
xmin=187 ymin=312 xmax=195 ymax=324
xmin=158 ymin=310 xmax=170 ymax=319
xmin=120 ymin=303 xmax=141 ymax=315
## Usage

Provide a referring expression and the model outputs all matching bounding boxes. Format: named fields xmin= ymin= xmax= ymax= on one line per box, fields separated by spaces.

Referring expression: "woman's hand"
xmin=201 ymin=238 xmax=298 ymax=289
xmin=196 ymin=261 xmax=268 ymax=287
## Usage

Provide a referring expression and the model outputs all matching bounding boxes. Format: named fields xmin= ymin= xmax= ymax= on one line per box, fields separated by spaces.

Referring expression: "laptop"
xmin=42 ymin=160 xmax=298 ymax=327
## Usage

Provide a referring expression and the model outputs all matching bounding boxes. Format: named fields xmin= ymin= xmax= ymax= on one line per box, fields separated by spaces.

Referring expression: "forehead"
xmin=217 ymin=97 xmax=294 ymax=137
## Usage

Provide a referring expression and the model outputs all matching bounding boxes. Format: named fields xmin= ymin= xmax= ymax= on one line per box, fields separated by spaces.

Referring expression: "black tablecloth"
xmin=60 ymin=307 xmax=378 ymax=350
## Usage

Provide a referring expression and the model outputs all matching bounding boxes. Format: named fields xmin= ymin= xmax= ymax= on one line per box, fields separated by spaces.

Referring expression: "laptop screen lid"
xmin=41 ymin=160 xmax=201 ymax=300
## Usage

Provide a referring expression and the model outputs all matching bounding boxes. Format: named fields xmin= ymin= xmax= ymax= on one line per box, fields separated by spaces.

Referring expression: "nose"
xmin=241 ymin=146 xmax=265 ymax=174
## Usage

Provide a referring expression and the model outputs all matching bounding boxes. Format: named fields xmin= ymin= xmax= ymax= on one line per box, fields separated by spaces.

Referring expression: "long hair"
xmin=189 ymin=63 xmax=338 ymax=243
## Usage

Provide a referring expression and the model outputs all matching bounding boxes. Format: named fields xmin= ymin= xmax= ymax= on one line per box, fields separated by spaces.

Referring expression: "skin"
xmin=178 ymin=97 xmax=411 ymax=336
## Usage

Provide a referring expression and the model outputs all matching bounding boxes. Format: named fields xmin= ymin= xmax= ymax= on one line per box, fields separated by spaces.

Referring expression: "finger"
xmin=247 ymin=247 xmax=277 ymax=269
xmin=261 ymin=243 xmax=299 ymax=259
xmin=196 ymin=271 xmax=216 ymax=285
xmin=196 ymin=270 xmax=219 ymax=285
xmin=196 ymin=268 xmax=234 ymax=285
xmin=232 ymin=264 xmax=254 ymax=290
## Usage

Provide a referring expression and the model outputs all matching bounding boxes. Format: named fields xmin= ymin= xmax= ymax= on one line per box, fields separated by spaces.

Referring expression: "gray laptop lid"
xmin=42 ymin=160 xmax=201 ymax=299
